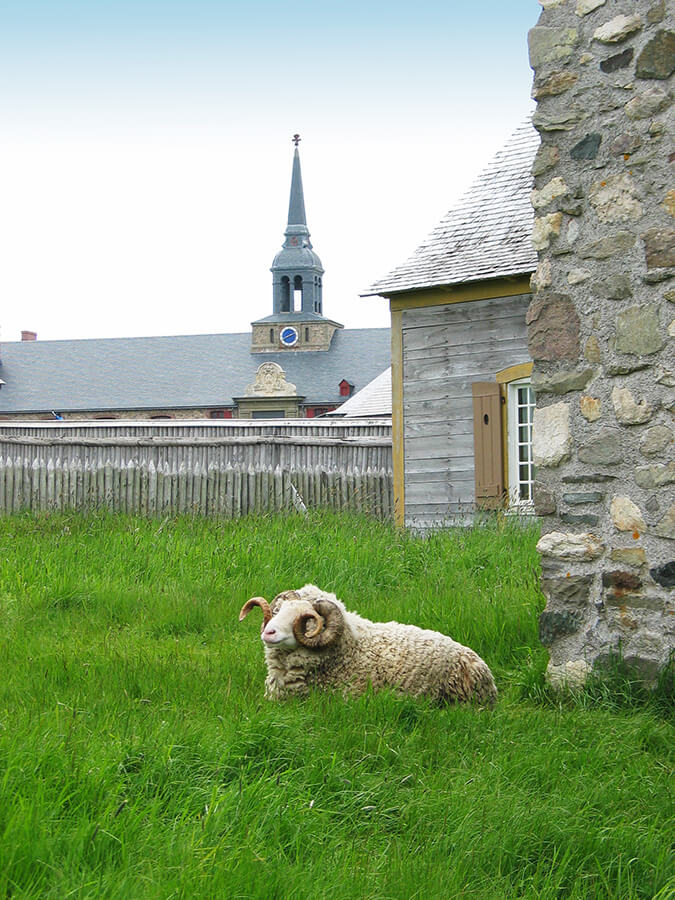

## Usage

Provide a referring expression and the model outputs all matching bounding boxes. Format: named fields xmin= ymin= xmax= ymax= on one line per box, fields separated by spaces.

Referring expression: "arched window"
xmin=293 ymin=275 xmax=303 ymax=311
xmin=270 ymin=328 xmax=274 ymax=343
xmin=280 ymin=277 xmax=290 ymax=312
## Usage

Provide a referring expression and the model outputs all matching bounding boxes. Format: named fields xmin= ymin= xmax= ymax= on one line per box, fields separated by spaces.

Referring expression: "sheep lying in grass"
xmin=239 ymin=584 xmax=497 ymax=706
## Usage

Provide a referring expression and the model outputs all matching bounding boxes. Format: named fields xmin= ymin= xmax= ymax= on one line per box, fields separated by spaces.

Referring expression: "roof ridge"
xmin=363 ymin=117 xmax=539 ymax=296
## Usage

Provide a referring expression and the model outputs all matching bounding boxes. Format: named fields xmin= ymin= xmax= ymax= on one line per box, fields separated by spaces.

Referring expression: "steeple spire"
xmin=287 ymin=135 xmax=307 ymax=229
xmin=271 ymin=136 xmax=324 ymax=317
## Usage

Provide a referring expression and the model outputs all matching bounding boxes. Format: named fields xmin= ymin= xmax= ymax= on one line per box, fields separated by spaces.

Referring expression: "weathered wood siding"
xmin=0 ymin=419 xmax=392 ymax=519
xmin=401 ymin=294 xmax=530 ymax=528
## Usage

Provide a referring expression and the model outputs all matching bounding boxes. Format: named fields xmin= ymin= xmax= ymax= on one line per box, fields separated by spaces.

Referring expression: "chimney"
xmin=21 ymin=330 xmax=37 ymax=342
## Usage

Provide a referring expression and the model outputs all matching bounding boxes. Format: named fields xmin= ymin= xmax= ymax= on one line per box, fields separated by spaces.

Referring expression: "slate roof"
xmin=363 ymin=120 xmax=539 ymax=296
xmin=326 ymin=367 xmax=391 ymax=418
xmin=0 ymin=328 xmax=390 ymax=414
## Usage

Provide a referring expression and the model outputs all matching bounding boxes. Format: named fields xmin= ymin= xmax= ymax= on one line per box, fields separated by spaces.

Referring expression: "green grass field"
xmin=0 ymin=512 xmax=672 ymax=899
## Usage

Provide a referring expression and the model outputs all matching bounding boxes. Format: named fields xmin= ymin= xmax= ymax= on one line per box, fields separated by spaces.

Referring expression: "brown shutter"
xmin=472 ymin=382 xmax=504 ymax=510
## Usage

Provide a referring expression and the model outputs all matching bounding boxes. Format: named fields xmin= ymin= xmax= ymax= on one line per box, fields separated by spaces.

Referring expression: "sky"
xmin=0 ymin=0 xmax=541 ymax=343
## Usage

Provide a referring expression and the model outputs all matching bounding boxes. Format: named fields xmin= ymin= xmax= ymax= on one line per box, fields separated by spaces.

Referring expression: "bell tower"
xmin=251 ymin=135 xmax=342 ymax=353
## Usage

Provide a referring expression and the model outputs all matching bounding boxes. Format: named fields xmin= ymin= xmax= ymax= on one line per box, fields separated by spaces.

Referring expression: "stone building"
xmin=528 ymin=0 xmax=674 ymax=686
xmin=0 ymin=139 xmax=389 ymax=421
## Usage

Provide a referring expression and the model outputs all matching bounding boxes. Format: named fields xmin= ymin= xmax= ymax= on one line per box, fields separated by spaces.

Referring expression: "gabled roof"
xmin=326 ymin=367 xmax=391 ymax=418
xmin=0 ymin=328 xmax=390 ymax=414
xmin=363 ymin=120 xmax=539 ymax=297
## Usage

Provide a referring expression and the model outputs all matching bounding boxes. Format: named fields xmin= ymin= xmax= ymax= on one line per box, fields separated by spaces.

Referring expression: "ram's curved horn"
xmin=293 ymin=599 xmax=344 ymax=648
xmin=239 ymin=597 xmax=272 ymax=626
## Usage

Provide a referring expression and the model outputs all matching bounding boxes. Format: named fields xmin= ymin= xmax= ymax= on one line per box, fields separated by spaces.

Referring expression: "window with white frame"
xmin=507 ymin=378 xmax=536 ymax=509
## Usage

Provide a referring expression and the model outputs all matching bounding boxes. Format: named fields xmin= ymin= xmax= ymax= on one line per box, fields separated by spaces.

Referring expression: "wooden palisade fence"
xmin=0 ymin=420 xmax=393 ymax=519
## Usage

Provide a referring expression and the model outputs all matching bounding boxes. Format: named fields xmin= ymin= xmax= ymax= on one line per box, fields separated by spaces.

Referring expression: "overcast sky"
xmin=0 ymin=0 xmax=540 ymax=343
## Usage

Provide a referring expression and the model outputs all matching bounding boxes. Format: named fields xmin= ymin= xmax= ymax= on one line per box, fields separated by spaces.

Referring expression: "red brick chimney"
xmin=21 ymin=330 xmax=37 ymax=342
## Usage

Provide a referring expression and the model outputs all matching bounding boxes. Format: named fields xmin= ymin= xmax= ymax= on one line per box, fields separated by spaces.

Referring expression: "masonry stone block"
xmin=584 ymin=336 xmax=602 ymax=363
xmin=654 ymin=504 xmax=675 ymax=539
xmin=532 ymin=177 xmax=570 ymax=209
xmin=609 ymin=547 xmax=647 ymax=566
xmin=600 ymin=48 xmax=634 ymax=72
xmin=532 ymin=402 xmax=572 ymax=466
xmin=532 ymin=368 xmax=594 ymax=394
xmin=561 ymin=512 xmax=600 ymax=526
xmin=532 ymin=213 xmax=564 ymax=249
xmin=546 ymin=659 xmax=591 ymax=689
xmin=539 ymin=610 xmax=583 ymax=646
xmin=643 ymin=228 xmax=675 ymax=268
xmin=635 ymin=30 xmax=675 ymax=79
xmin=634 ymin=462 xmax=675 ymax=489
xmin=527 ymin=293 xmax=580 ymax=360
xmin=537 ymin=531 xmax=605 ymax=560
xmin=534 ymin=483 xmax=557 ymax=516
xmin=578 ymin=428 xmax=622 ymax=465
xmin=570 ymin=133 xmax=602 ymax=159
xmin=593 ymin=15 xmax=642 ymax=43
xmin=647 ymin=0 xmax=666 ymax=24
xmin=592 ymin=273 xmax=632 ymax=299
xmin=649 ymin=561 xmax=675 ymax=588
xmin=615 ymin=305 xmax=663 ymax=355
xmin=610 ymin=496 xmax=646 ymax=532
xmin=541 ymin=574 xmax=594 ymax=607
xmin=624 ymin=86 xmax=671 ymax=119
xmin=532 ymin=144 xmax=560 ymax=176
xmin=579 ymin=232 xmax=635 ymax=258
xmin=589 ymin=174 xmax=643 ymax=224
xmin=528 ymin=27 xmax=579 ymax=67
xmin=640 ymin=425 xmax=673 ymax=456
xmin=533 ymin=72 xmax=579 ymax=99
xmin=580 ymin=395 xmax=602 ymax=421
xmin=609 ymin=133 xmax=642 ymax=155
xmin=576 ymin=0 xmax=606 ymax=15
xmin=611 ymin=387 xmax=653 ymax=424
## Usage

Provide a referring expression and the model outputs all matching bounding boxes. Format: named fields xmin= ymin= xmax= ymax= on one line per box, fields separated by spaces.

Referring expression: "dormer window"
xmin=339 ymin=379 xmax=354 ymax=397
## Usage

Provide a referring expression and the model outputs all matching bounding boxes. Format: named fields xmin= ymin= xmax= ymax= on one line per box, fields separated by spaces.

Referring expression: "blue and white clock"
xmin=280 ymin=326 xmax=299 ymax=347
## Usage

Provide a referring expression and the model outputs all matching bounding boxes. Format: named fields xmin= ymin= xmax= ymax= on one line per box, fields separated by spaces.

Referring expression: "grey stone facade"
xmin=528 ymin=0 xmax=674 ymax=687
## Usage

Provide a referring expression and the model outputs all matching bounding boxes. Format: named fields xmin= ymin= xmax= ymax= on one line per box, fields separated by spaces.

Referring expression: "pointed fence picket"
xmin=0 ymin=427 xmax=393 ymax=519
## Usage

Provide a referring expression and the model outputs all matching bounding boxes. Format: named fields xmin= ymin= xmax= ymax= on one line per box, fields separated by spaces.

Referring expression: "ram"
xmin=239 ymin=584 xmax=497 ymax=706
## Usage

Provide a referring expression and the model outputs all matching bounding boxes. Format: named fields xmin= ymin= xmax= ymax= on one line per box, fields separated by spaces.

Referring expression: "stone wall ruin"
xmin=528 ymin=0 xmax=674 ymax=686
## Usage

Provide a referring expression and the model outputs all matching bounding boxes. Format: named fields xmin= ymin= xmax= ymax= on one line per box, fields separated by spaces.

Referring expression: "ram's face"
xmin=239 ymin=588 xmax=344 ymax=651
xmin=262 ymin=593 xmax=315 ymax=650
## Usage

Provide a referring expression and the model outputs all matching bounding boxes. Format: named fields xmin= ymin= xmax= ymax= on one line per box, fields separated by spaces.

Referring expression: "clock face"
xmin=280 ymin=326 xmax=299 ymax=347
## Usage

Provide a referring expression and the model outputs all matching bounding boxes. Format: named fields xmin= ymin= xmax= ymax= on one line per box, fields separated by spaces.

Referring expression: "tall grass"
xmin=0 ymin=511 xmax=672 ymax=899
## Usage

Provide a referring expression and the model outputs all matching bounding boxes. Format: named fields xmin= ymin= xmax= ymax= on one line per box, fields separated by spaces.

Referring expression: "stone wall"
xmin=528 ymin=0 xmax=674 ymax=686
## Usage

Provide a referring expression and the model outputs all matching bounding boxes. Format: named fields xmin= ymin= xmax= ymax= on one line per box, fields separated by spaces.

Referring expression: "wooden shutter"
xmin=472 ymin=382 xmax=504 ymax=509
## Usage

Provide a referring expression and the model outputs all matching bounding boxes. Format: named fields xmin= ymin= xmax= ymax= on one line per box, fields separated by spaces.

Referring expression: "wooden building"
xmin=364 ymin=121 xmax=539 ymax=529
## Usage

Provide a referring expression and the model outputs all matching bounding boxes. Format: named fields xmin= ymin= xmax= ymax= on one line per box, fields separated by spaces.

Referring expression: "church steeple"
xmin=251 ymin=135 xmax=342 ymax=353
xmin=271 ymin=135 xmax=324 ymax=317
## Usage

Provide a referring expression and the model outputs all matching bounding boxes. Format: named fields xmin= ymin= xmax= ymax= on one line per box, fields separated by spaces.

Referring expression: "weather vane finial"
xmin=292 ymin=133 xmax=301 ymax=147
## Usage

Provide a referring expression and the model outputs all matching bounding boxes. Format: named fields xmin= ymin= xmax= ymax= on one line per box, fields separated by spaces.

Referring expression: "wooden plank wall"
xmin=401 ymin=294 xmax=530 ymax=529
xmin=0 ymin=419 xmax=393 ymax=519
